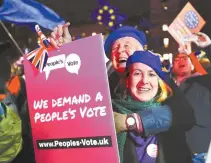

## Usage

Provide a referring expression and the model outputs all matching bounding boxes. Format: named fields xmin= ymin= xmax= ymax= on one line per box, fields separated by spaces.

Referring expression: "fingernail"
xmin=63 ymin=23 xmax=70 ymax=29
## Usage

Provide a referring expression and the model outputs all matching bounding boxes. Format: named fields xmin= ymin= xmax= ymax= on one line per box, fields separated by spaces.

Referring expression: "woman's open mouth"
xmin=137 ymin=87 xmax=150 ymax=92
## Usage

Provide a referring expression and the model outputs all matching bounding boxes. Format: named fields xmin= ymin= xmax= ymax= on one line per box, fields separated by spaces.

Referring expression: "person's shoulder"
xmin=185 ymin=73 xmax=211 ymax=89
xmin=187 ymin=73 xmax=209 ymax=81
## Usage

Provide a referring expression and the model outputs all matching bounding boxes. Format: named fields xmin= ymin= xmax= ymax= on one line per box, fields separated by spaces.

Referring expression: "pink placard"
xmin=24 ymin=34 xmax=119 ymax=163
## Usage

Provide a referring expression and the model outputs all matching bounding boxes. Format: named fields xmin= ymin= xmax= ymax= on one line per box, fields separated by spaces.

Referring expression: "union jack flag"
xmin=26 ymin=47 xmax=48 ymax=73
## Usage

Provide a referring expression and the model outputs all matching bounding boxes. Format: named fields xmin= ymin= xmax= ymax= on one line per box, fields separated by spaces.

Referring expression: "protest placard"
xmin=168 ymin=2 xmax=205 ymax=45
xmin=24 ymin=34 xmax=119 ymax=163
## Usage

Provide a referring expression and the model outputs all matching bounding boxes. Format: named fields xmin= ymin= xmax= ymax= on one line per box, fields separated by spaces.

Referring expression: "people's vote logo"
xmin=184 ymin=11 xmax=199 ymax=29
xmin=65 ymin=53 xmax=81 ymax=74
xmin=43 ymin=53 xmax=81 ymax=80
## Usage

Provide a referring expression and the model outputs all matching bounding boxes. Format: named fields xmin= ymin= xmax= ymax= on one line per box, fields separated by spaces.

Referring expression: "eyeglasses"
xmin=174 ymin=56 xmax=189 ymax=62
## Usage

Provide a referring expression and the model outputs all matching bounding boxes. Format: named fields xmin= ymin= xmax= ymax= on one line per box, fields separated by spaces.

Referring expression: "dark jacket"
xmin=123 ymin=131 xmax=193 ymax=163
xmin=181 ymin=45 xmax=211 ymax=153
xmin=181 ymin=74 xmax=211 ymax=153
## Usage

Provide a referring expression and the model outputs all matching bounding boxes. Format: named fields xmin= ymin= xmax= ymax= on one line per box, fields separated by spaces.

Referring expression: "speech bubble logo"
xmin=65 ymin=53 xmax=81 ymax=74
xmin=43 ymin=54 xmax=66 ymax=80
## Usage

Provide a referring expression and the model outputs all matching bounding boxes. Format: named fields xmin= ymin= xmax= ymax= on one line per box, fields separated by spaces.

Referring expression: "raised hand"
xmin=192 ymin=32 xmax=211 ymax=48
xmin=50 ymin=22 xmax=72 ymax=48
xmin=178 ymin=42 xmax=192 ymax=55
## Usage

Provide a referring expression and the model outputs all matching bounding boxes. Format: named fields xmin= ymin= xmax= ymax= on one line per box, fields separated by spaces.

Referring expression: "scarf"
xmin=112 ymin=93 xmax=160 ymax=163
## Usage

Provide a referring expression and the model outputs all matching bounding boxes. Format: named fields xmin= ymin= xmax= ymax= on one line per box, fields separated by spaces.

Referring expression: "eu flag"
xmin=0 ymin=0 xmax=65 ymax=30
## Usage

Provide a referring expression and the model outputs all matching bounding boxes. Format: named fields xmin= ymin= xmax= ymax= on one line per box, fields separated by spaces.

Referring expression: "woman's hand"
xmin=178 ymin=42 xmax=192 ymax=55
xmin=181 ymin=32 xmax=211 ymax=49
xmin=50 ymin=22 xmax=72 ymax=48
xmin=192 ymin=32 xmax=211 ymax=48
xmin=113 ymin=112 xmax=127 ymax=134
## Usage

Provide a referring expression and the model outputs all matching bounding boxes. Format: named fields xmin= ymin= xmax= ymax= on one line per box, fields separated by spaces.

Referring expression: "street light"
xmin=162 ymin=24 xmax=168 ymax=31
xmin=163 ymin=38 xmax=169 ymax=48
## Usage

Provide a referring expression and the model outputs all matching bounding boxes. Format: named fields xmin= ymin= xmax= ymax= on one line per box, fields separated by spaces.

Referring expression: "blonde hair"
xmin=156 ymin=78 xmax=173 ymax=103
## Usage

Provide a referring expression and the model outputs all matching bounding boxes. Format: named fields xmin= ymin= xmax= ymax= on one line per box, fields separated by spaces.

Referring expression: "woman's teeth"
xmin=138 ymin=88 xmax=150 ymax=92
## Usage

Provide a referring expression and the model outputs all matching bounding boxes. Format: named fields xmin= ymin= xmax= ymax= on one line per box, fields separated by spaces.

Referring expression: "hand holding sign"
xmin=192 ymin=32 xmax=211 ymax=48
xmin=180 ymin=32 xmax=211 ymax=55
xmin=168 ymin=2 xmax=205 ymax=46
xmin=178 ymin=42 xmax=192 ymax=55
xmin=50 ymin=22 xmax=72 ymax=48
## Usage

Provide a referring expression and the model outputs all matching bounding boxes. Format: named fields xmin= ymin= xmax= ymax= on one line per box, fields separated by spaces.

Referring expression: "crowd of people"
xmin=0 ymin=21 xmax=211 ymax=163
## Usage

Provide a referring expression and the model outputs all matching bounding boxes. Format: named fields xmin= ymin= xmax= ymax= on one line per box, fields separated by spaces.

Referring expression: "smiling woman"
xmin=127 ymin=63 xmax=159 ymax=102
xmin=125 ymin=51 xmax=172 ymax=103
xmin=112 ymin=50 xmax=192 ymax=163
